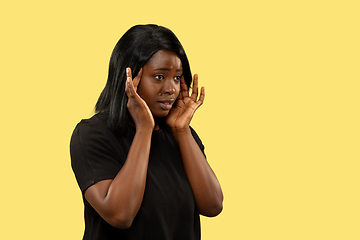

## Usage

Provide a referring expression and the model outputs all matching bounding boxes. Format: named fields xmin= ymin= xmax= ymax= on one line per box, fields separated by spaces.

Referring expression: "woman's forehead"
xmin=144 ymin=50 xmax=182 ymax=70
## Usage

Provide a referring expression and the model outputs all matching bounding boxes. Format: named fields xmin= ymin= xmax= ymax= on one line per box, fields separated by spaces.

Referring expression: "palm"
xmin=125 ymin=68 xmax=155 ymax=130
xmin=166 ymin=74 xmax=204 ymax=130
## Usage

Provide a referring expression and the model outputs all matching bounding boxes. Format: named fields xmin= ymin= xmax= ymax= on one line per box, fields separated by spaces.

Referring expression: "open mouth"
xmin=158 ymin=101 xmax=174 ymax=110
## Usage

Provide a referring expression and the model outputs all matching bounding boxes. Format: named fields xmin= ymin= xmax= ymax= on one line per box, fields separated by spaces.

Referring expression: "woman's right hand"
xmin=125 ymin=67 xmax=155 ymax=130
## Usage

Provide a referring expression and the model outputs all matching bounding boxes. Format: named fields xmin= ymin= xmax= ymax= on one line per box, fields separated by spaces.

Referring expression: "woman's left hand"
xmin=166 ymin=74 xmax=223 ymax=217
xmin=165 ymin=74 xmax=205 ymax=132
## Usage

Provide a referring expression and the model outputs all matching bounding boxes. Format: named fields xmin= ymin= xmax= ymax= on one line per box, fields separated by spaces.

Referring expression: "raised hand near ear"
xmin=125 ymin=68 xmax=155 ymax=130
xmin=165 ymin=75 xmax=223 ymax=216
xmin=165 ymin=74 xmax=205 ymax=133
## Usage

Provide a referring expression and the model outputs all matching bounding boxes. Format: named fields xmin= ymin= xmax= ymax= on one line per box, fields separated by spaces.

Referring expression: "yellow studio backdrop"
xmin=1 ymin=0 xmax=359 ymax=239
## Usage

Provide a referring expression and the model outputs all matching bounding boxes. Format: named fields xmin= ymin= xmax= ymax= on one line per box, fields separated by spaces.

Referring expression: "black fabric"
xmin=70 ymin=112 xmax=204 ymax=240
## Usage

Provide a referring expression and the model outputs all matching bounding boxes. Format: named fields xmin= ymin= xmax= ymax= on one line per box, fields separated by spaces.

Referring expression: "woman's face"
xmin=137 ymin=50 xmax=182 ymax=119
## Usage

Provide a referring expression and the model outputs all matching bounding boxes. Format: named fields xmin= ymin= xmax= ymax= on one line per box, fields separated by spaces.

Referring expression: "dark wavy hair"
xmin=95 ymin=24 xmax=192 ymax=134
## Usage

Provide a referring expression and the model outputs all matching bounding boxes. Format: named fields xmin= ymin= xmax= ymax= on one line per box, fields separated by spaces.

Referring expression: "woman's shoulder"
xmin=71 ymin=112 xmax=136 ymax=149
xmin=75 ymin=112 xmax=109 ymax=130
xmin=77 ymin=112 xmax=108 ymax=127
xmin=71 ymin=112 xmax=112 ymax=143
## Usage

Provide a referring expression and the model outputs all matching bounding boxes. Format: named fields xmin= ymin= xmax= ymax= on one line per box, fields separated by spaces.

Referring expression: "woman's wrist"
xmin=135 ymin=127 xmax=154 ymax=135
xmin=171 ymin=126 xmax=191 ymax=139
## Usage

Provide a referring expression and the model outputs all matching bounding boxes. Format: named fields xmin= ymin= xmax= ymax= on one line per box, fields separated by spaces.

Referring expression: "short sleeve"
xmin=70 ymin=120 xmax=125 ymax=193
xmin=189 ymin=126 xmax=206 ymax=158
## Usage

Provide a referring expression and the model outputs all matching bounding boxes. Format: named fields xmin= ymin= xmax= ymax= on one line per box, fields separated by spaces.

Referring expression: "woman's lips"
xmin=158 ymin=101 xmax=174 ymax=110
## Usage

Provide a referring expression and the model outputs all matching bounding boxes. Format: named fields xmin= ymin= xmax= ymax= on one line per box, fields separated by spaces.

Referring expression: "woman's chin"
xmin=152 ymin=110 xmax=171 ymax=120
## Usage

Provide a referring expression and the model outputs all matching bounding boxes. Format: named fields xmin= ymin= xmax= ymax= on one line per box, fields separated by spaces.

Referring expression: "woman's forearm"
xmin=173 ymin=128 xmax=223 ymax=217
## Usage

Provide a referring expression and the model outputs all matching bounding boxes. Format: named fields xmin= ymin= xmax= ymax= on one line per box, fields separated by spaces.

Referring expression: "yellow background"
xmin=1 ymin=0 xmax=359 ymax=239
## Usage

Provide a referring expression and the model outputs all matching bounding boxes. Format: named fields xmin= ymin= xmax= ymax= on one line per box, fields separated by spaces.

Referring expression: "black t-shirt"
xmin=70 ymin=113 xmax=205 ymax=240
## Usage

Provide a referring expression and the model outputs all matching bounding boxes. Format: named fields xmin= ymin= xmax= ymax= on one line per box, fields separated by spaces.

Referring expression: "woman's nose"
xmin=161 ymin=79 xmax=176 ymax=95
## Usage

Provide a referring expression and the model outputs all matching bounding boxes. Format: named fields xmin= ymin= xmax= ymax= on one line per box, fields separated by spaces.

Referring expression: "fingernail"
xmin=126 ymin=68 xmax=129 ymax=76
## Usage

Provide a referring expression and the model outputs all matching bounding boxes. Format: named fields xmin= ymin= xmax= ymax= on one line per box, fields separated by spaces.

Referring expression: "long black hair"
xmin=95 ymin=24 xmax=192 ymax=134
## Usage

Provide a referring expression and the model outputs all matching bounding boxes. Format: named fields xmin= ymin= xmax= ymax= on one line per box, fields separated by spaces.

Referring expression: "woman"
xmin=70 ymin=24 xmax=223 ymax=240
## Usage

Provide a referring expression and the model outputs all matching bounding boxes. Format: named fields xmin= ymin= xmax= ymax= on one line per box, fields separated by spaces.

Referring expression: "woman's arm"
xmin=166 ymin=75 xmax=223 ymax=217
xmin=84 ymin=128 xmax=152 ymax=229
xmin=84 ymin=68 xmax=155 ymax=229
xmin=173 ymin=128 xmax=223 ymax=216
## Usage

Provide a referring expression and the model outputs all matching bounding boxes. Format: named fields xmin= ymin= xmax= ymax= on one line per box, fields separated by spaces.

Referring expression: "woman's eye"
xmin=174 ymin=76 xmax=182 ymax=82
xmin=154 ymin=75 xmax=164 ymax=81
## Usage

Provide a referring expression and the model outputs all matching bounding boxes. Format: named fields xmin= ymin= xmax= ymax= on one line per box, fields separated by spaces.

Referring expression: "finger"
xmin=190 ymin=74 xmax=199 ymax=101
xmin=126 ymin=67 xmax=132 ymax=80
xmin=128 ymin=77 xmax=139 ymax=99
xmin=132 ymin=68 xmax=143 ymax=91
xmin=125 ymin=77 xmax=132 ymax=98
xmin=125 ymin=68 xmax=134 ymax=98
xmin=196 ymin=86 xmax=205 ymax=107
xmin=180 ymin=76 xmax=189 ymax=98
xmin=125 ymin=68 xmax=139 ymax=99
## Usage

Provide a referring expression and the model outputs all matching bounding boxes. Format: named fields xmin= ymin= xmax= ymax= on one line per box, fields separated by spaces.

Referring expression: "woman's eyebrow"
xmin=154 ymin=68 xmax=183 ymax=72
